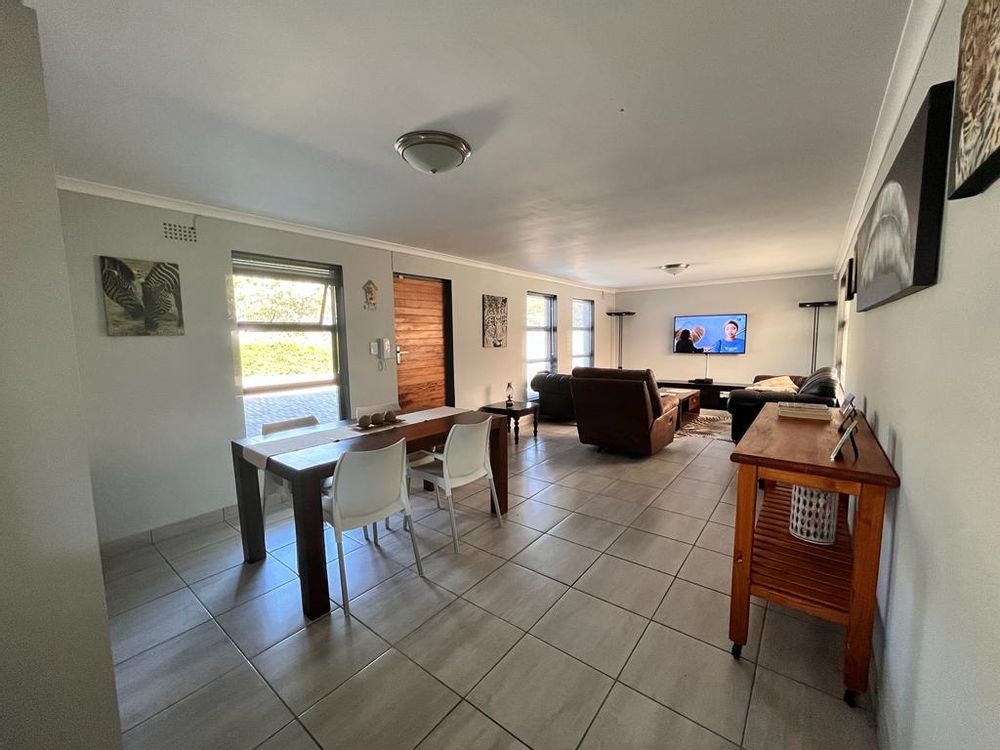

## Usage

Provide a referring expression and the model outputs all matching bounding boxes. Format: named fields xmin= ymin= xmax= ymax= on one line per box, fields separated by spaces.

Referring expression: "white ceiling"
xmin=31 ymin=1 xmax=909 ymax=289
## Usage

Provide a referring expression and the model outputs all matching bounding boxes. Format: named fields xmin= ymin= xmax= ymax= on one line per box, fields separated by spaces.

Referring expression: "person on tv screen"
xmin=705 ymin=319 xmax=744 ymax=353
xmin=674 ymin=329 xmax=703 ymax=353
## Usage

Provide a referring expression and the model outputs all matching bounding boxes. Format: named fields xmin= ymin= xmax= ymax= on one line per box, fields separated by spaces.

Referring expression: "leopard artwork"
xmin=953 ymin=0 xmax=1000 ymax=189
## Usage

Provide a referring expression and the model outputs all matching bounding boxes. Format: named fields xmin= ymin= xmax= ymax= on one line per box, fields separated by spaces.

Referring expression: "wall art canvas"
xmin=950 ymin=0 xmax=1000 ymax=199
xmin=482 ymin=294 xmax=508 ymax=347
xmin=855 ymin=82 xmax=953 ymax=312
xmin=100 ymin=255 xmax=184 ymax=336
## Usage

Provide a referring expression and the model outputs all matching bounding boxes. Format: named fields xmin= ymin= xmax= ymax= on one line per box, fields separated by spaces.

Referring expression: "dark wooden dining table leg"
xmin=232 ymin=442 xmax=265 ymax=563
xmin=488 ymin=420 xmax=509 ymax=515
xmin=728 ymin=462 xmax=758 ymax=658
xmin=289 ymin=473 xmax=331 ymax=620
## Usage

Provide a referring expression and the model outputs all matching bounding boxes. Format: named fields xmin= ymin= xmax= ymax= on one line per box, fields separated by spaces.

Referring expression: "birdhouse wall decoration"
xmin=362 ymin=279 xmax=379 ymax=311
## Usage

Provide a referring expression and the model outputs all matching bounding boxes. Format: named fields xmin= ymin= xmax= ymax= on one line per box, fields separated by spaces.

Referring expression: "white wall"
xmin=59 ymin=192 xmax=611 ymax=542
xmin=391 ymin=252 xmax=614 ymax=406
xmin=0 ymin=3 xmax=121 ymax=747
xmin=616 ymin=275 xmax=836 ymax=383
xmin=843 ymin=3 xmax=1000 ymax=748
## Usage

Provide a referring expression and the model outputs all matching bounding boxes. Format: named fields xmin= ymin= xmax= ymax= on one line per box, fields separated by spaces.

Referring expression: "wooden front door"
xmin=393 ymin=274 xmax=452 ymax=411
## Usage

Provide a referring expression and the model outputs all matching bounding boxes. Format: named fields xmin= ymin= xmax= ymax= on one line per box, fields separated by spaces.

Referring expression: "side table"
xmin=479 ymin=401 xmax=538 ymax=444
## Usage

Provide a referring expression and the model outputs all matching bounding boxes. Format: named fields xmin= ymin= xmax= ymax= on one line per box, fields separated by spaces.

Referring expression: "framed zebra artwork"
xmin=99 ymin=256 xmax=184 ymax=336
xmin=949 ymin=0 xmax=1000 ymax=199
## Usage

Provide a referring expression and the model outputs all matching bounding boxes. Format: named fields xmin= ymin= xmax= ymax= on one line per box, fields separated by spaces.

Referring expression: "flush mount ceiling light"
xmin=394 ymin=130 xmax=471 ymax=174
xmin=659 ymin=263 xmax=690 ymax=276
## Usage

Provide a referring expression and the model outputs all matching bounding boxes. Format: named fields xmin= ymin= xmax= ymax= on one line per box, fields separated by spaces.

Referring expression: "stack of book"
xmin=777 ymin=402 xmax=831 ymax=421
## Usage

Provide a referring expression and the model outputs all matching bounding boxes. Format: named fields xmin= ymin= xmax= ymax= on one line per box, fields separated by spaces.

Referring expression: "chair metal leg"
xmin=433 ymin=484 xmax=443 ymax=510
xmin=487 ymin=475 xmax=503 ymax=527
xmin=363 ymin=525 xmax=370 ymax=542
xmin=372 ymin=522 xmax=379 ymax=545
xmin=406 ymin=514 xmax=424 ymax=575
xmin=403 ymin=515 xmax=411 ymax=532
xmin=445 ymin=492 xmax=460 ymax=553
xmin=385 ymin=517 xmax=392 ymax=531
xmin=336 ymin=537 xmax=350 ymax=617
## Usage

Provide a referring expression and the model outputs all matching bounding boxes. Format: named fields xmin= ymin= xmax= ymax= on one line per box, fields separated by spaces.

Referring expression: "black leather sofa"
xmin=727 ymin=367 xmax=842 ymax=443
xmin=529 ymin=371 xmax=575 ymax=420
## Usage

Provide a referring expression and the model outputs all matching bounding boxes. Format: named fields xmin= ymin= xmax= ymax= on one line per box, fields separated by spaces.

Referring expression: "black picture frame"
xmin=841 ymin=257 xmax=856 ymax=302
xmin=855 ymin=81 xmax=953 ymax=312
xmin=948 ymin=0 xmax=1000 ymax=199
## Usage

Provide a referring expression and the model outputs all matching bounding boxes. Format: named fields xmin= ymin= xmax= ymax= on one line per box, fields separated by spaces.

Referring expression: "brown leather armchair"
xmin=570 ymin=367 xmax=679 ymax=456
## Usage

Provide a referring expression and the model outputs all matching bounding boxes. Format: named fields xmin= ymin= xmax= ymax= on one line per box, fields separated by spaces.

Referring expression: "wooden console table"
xmin=728 ymin=403 xmax=899 ymax=705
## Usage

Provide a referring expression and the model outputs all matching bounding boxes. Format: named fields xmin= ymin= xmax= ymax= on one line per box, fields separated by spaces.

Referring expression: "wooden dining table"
xmin=231 ymin=410 xmax=508 ymax=619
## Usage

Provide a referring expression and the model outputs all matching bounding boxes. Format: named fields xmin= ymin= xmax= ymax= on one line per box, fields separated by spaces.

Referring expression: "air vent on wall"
xmin=162 ymin=222 xmax=197 ymax=242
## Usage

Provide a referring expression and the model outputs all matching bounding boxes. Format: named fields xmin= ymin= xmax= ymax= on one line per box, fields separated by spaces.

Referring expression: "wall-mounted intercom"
xmin=370 ymin=338 xmax=392 ymax=370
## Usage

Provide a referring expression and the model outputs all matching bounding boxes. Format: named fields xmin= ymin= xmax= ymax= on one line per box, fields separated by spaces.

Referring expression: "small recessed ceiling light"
xmin=394 ymin=130 xmax=471 ymax=174
xmin=659 ymin=263 xmax=690 ymax=276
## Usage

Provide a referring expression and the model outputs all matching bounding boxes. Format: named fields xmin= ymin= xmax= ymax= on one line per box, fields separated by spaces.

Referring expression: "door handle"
xmin=396 ymin=345 xmax=408 ymax=364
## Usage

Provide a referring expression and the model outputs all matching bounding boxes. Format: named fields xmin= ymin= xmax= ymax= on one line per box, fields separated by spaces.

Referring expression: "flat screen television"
xmin=673 ymin=313 xmax=748 ymax=354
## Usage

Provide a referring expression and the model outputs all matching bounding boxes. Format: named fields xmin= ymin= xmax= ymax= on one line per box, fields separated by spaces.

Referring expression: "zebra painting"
xmin=100 ymin=255 xmax=184 ymax=336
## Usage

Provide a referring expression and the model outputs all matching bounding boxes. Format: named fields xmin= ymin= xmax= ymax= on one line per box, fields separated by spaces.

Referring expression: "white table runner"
xmin=242 ymin=405 xmax=468 ymax=469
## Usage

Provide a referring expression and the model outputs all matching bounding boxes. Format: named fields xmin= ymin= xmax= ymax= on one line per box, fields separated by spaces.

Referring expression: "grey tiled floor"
xmin=102 ymin=423 xmax=877 ymax=749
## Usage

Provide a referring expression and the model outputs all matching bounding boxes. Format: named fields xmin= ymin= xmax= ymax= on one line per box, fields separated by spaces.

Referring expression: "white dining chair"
xmin=408 ymin=416 xmax=503 ymax=553
xmin=260 ymin=415 xmax=321 ymax=519
xmin=322 ymin=438 xmax=422 ymax=615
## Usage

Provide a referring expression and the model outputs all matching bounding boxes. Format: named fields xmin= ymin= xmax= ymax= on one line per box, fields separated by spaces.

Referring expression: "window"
xmin=572 ymin=299 xmax=595 ymax=368
xmin=525 ymin=292 xmax=557 ymax=398
xmin=232 ymin=253 xmax=348 ymax=434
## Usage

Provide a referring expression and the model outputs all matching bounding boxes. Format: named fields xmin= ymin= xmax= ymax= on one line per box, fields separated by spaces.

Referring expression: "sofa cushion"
xmin=747 ymin=375 xmax=800 ymax=393
xmin=798 ymin=367 xmax=839 ymax=398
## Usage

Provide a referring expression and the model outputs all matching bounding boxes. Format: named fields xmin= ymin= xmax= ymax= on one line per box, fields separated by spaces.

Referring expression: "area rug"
xmin=677 ymin=409 xmax=733 ymax=440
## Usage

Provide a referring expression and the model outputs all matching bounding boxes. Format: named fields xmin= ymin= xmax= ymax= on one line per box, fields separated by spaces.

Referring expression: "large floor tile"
xmin=459 ymin=487 xmax=525 ymax=514
xmin=102 ymin=544 xmax=164 ymax=583
xmin=710 ymin=502 xmax=736 ymax=527
xmin=122 ymin=663 xmax=291 ymax=750
xmin=256 ymin=721 xmax=320 ymax=749
xmin=253 ymin=610 xmax=389 ymax=714
xmin=300 ymin=649 xmax=459 ymax=750
xmin=531 ymin=483 xmax=595 ymax=510
xmin=167 ymin=534 xmax=248 ymax=584
xmin=555 ymin=470 xmax=614 ymax=495
xmin=154 ymin=521 xmax=239 ymax=559
xmin=548 ymin=513 xmax=625 ymax=551
xmin=743 ymin=668 xmax=877 ymax=750
xmin=606 ymin=528 xmax=692 ymax=575
xmin=190 ymin=557 xmax=298 ymax=616
xmin=110 ymin=588 xmax=211 ymax=664
xmin=511 ymin=534 xmax=600 ymax=585
xmin=630 ymin=506 xmax=706 ymax=543
xmin=326 ymin=543 xmax=406 ymax=603
xmin=348 ymin=570 xmax=455 ymax=642
xmin=758 ymin=609 xmax=846 ymax=696
xmin=413 ymin=542 xmax=505 ymax=595
xmin=680 ymin=457 xmax=736 ymax=485
xmin=461 ymin=520 xmax=541 ymax=558
xmin=507 ymin=474 xmax=551 ymax=499
xmin=576 ymin=494 xmax=646 ymax=525
xmin=370 ymin=524 xmax=454 ymax=567
xmin=104 ymin=559 xmax=185 ymax=617
xmin=216 ymin=579 xmax=312 ymax=657
xmin=650 ymin=489 xmax=719 ymax=520
xmin=270 ymin=526 xmax=362 ymax=574
xmin=580 ymin=683 xmax=735 ymax=750
xmin=601 ymin=478 xmax=661 ymax=505
xmin=620 ymin=460 xmax=684 ymax=488
xmin=114 ymin=621 xmax=245 ymax=731
xmin=399 ymin=599 xmax=523 ymax=694
xmin=653 ymin=579 xmax=764 ymax=660
xmin=530 ymin=589 xmax=646 ymax=677
xmin=522 ymin=458 xmax=576 ymax=483
xmin=418 ymin=506 xmax=492 ymax=538
xmin=676 ymin=546 xmax=733 ymax=595
xmin=620 ymin=623 xmax=753 ymax=743
xmin=573 ymin=554 xmax=672 ymax=617
xmin=465 ymin=563 xmax=567 ymax=630
xmin=417 ymin=701 xmax=527 ymax=749
xmin=695 ymin=521 xmax=734 ymax=555
xmin=667 ymin=476 xmax=726 ymax=501
xmin=469 ymin=635 xmax=613 ymax=750
xmin=504 ymin=499 xmax=571 ymax=532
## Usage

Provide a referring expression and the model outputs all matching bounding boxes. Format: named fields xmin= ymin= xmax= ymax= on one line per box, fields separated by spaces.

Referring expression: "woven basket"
xmin=788 ymin=485 xmax=838 ymax=545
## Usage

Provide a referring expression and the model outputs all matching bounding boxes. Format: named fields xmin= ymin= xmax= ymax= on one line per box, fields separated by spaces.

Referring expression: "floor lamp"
xmin=798 ymin=301 xmax=836 ymax=372
xmin=606 ymin=311 xmax=635 ymax=369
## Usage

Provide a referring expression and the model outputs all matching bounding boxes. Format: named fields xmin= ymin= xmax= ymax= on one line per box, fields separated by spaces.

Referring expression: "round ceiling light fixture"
xmin=659 ymin=263 xmax=690 ymax=276
xmin=394 ymin=130 xmax=471 ymax=174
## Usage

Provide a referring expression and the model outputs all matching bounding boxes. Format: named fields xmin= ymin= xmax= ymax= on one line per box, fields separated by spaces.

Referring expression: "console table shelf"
xmin=751 ymin=485 xmax=852 ymax=624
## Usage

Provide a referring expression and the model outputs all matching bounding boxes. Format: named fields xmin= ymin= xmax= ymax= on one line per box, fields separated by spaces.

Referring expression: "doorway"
xmin=393 ymin=274 xmax=454 ymax=411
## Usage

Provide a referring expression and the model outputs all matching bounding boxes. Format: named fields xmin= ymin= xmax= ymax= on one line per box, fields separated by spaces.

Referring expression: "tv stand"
xmin=657 ymin=378 xmax=749 ymax=410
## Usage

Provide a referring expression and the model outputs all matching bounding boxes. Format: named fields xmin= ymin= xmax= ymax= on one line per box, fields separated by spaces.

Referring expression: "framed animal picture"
xmin=482 ymin=294 xmax=508 ymax=347
xmin=949 ymin=0 xmax=1000 ymax=199
xmin=100 ymin=256 xmax=184 ymax=336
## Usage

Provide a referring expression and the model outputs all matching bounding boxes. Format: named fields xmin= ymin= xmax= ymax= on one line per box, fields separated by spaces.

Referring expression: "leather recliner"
xmin=570 ymin=367 xmax=679 ymax=457
xmin=529 ymin=371 xmax=575 ymax=421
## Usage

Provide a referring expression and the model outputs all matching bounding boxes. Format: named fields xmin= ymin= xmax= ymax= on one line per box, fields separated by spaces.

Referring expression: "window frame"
xmin=231 ymin=253 xmax=349 ymax=418
xmin=571 ymin=298 xmax=595 ymax=369
xmin=525 ymin=292 xmax=558 ymax=397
